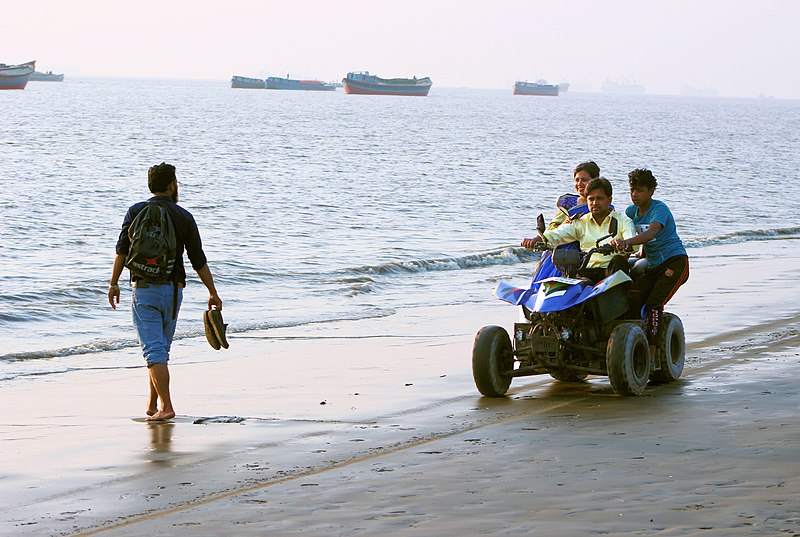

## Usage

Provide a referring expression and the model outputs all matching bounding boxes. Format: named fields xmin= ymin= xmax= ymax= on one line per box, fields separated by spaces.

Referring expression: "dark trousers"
xmin=578 ymin=254 xmax=631 ymax=284
xmin=629 ymin=255 xmax=690 ymax=344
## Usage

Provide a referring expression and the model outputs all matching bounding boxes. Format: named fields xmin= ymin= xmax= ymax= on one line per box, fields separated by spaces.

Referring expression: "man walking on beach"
xmin=108 ymin=163 xmax=222 ymax=421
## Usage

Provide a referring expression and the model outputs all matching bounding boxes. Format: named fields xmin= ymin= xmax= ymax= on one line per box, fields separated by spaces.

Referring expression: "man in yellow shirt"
xmin=522 ymin=177 xmax=636 ymax=282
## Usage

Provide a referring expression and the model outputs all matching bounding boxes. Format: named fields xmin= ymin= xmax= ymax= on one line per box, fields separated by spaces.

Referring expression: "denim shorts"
xmin=131 ymin=284 xmax=183 ymax=366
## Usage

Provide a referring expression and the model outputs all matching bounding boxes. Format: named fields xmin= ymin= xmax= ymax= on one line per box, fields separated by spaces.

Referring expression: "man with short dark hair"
xmin=522 ymin=177 xmax=636 ymax=282
xmin=108 ymin=163 xmax=222 ymax=421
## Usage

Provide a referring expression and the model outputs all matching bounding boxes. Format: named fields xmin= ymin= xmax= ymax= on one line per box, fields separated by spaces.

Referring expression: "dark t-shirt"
xmin=115 ymin=195 xmax=207 ymax=285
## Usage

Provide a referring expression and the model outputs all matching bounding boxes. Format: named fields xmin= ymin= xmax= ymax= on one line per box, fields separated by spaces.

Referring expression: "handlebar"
xmin=579 ymin=244 xmax=635 ymax=270
xmin=522 ymin=240 xmax=632 ymax=260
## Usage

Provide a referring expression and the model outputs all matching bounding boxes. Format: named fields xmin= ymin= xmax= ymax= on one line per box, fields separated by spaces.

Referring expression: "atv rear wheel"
xmin=472 ymin=326 xmax=513 ymax=397
xmin=606 ymin=323 xmax=650 ymax=396
xmin=649 ymin=313 xmax=685 ymax=384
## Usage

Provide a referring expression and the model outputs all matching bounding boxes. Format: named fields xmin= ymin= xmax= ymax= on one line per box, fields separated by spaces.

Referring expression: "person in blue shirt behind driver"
xmin=610 ymin=168 xmax=689 ymax=354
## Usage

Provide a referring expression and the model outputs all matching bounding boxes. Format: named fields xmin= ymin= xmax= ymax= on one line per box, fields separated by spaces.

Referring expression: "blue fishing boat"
xmin=266 ymin=76 xmax=336 ymax=91
xmin=342 ymin=72 xmax=432 ymax=96
xmin=0 ymin=61 xmax=36 ymax=90
xmin=231 ymin=75 xmax=265 ymax=89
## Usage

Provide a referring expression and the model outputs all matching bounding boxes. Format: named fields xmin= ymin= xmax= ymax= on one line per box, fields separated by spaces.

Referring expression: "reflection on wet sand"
xmin=146 ymin=422 xmax=174 ymax=461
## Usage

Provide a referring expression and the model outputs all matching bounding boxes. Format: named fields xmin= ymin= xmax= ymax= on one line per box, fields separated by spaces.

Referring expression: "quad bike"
xmin=473 ymin=215 xmax=685 ymax=397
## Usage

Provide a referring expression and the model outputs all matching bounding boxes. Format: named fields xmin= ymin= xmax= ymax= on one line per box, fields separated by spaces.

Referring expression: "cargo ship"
xmin=265 ymin=76 xmax=336 ymax=91
xmin=231 ymin=75 xmax=266 ymax=89
xmin=30 ymin=70 xmax=64 ymax=82
xmin=513 ymin=80 xmax=559 ymax=96
xmin=601 ymin=79 xmax=645 ymax=94
xmin=0 ymin=60 xmax=36 ymax=90
xmin=342 ymin=72 xmax=432 ymax=96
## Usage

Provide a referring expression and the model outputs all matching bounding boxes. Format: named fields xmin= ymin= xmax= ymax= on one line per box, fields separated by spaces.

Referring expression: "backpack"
xmin=124 ymin=201 xmax=177 ymax=284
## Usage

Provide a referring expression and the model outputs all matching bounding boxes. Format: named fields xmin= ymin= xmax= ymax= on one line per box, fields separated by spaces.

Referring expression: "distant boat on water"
xmin=558 ymin=82 xmax=570 ymax=93
xmin=231 ymin=75 xmax=266 ymax=89
xmin=0 ymin=60 xmax=35 ymax=90
xmin=30 ymin=70 xmax=64 ymax=82
xmin=266 ymin=76 xmax=336 ymax=91
xmin=513 ymin=80 xmax=559 ymax=96
xmin=231 ymin=74 xmax=336 ymax=91
xmin=601 ymin=79 xmax=645 ymax=94
xmin=342 ymin=72 xmax=432 ymax=96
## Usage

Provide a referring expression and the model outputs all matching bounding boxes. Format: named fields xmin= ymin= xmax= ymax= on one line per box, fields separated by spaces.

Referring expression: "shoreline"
xmin=4 ymin=235 xmax=800 ymax=363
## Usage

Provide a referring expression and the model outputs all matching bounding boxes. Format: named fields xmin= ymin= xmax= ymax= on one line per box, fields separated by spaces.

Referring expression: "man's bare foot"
xmin=146 ymin=401 xmax=158 ymax=416
xmin=146 ymin=409 xmax=176 ymax=421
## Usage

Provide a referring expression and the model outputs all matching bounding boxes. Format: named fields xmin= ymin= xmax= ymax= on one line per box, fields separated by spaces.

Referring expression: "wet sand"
xmin=106 ymin=336 xmax=800 ymax=537
xmin=2 ymin=297 xmax=799 ymax=536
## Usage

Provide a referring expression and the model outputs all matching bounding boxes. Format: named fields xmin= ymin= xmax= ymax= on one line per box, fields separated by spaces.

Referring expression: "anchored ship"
xmin=30 ymin=70 xmax=64 ymax=82
xmin=266 ymin=76 xmax=336 ymax=91
xmin=231 ymin=75 xmax=266 ymax=89
xmin=0 ymin=61 xmax=36 ymax=90
xmin=342 ymin=72 xmax=432 ymax=96
xmin=231 ymin=74 xmax=337 ymax=91
xmin=601 ymin=79 xmax=645 ymax=94
xmin=513 ymin=80 xmax=559 ymax=96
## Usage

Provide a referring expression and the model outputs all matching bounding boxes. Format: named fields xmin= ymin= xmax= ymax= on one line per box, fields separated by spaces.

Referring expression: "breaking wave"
xmin=345 ymin=246 xmax=539 ymax=276
xmin=0 ymin=307 xmax=395 ymax=365
xmin=335 ymin=226 xmax=800 ymax=286
xmin=683 ymin=226 xmax=800 ymax=248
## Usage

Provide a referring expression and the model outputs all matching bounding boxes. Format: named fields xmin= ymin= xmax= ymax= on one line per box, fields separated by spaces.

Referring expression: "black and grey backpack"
xmin=124 ymin=201 xmax=177 ymax=284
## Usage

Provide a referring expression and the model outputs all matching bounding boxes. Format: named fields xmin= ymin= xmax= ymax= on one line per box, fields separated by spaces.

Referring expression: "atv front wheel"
xmin=472 ymin=326 xmax=513 ymax=397
xmin=606 ymin=323 xmax=649 ymax=396
xmin=650 ymin=313 xmax=685 ymax=384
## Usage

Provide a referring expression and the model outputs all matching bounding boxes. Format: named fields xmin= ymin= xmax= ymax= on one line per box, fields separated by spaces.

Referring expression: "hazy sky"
xmin=3 ymin=0 xmax=799 ymax=98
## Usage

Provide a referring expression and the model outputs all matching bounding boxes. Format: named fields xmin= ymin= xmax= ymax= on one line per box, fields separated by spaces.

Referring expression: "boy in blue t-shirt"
xmin=610 ymin=168 xmax=689 ymax=348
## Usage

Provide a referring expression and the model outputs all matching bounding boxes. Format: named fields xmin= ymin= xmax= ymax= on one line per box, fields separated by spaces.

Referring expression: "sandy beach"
xmin=2 ymin=284 xmax=799 ymax=536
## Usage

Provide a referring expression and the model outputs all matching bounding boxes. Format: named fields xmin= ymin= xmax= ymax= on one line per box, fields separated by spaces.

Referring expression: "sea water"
xmin=1 ymin=78 xmax=799 ymax=381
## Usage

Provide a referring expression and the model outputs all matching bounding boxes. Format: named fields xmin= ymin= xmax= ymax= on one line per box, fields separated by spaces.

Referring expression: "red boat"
xmin=342 ymin=72 xmax=432 ymax=96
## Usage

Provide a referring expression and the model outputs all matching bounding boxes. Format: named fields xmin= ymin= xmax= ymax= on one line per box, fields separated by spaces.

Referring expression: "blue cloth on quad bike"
xmin=530 ymin=194 xmax=589 ymax=293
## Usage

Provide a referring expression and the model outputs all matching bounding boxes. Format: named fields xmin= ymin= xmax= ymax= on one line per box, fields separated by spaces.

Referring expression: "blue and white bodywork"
xmin=495 ymin=270 xmax=633 ymax=313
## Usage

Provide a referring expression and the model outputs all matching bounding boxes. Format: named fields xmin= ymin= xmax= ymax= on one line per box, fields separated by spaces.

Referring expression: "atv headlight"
xmin=560 ymin=328 xmax=572 ymax=340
